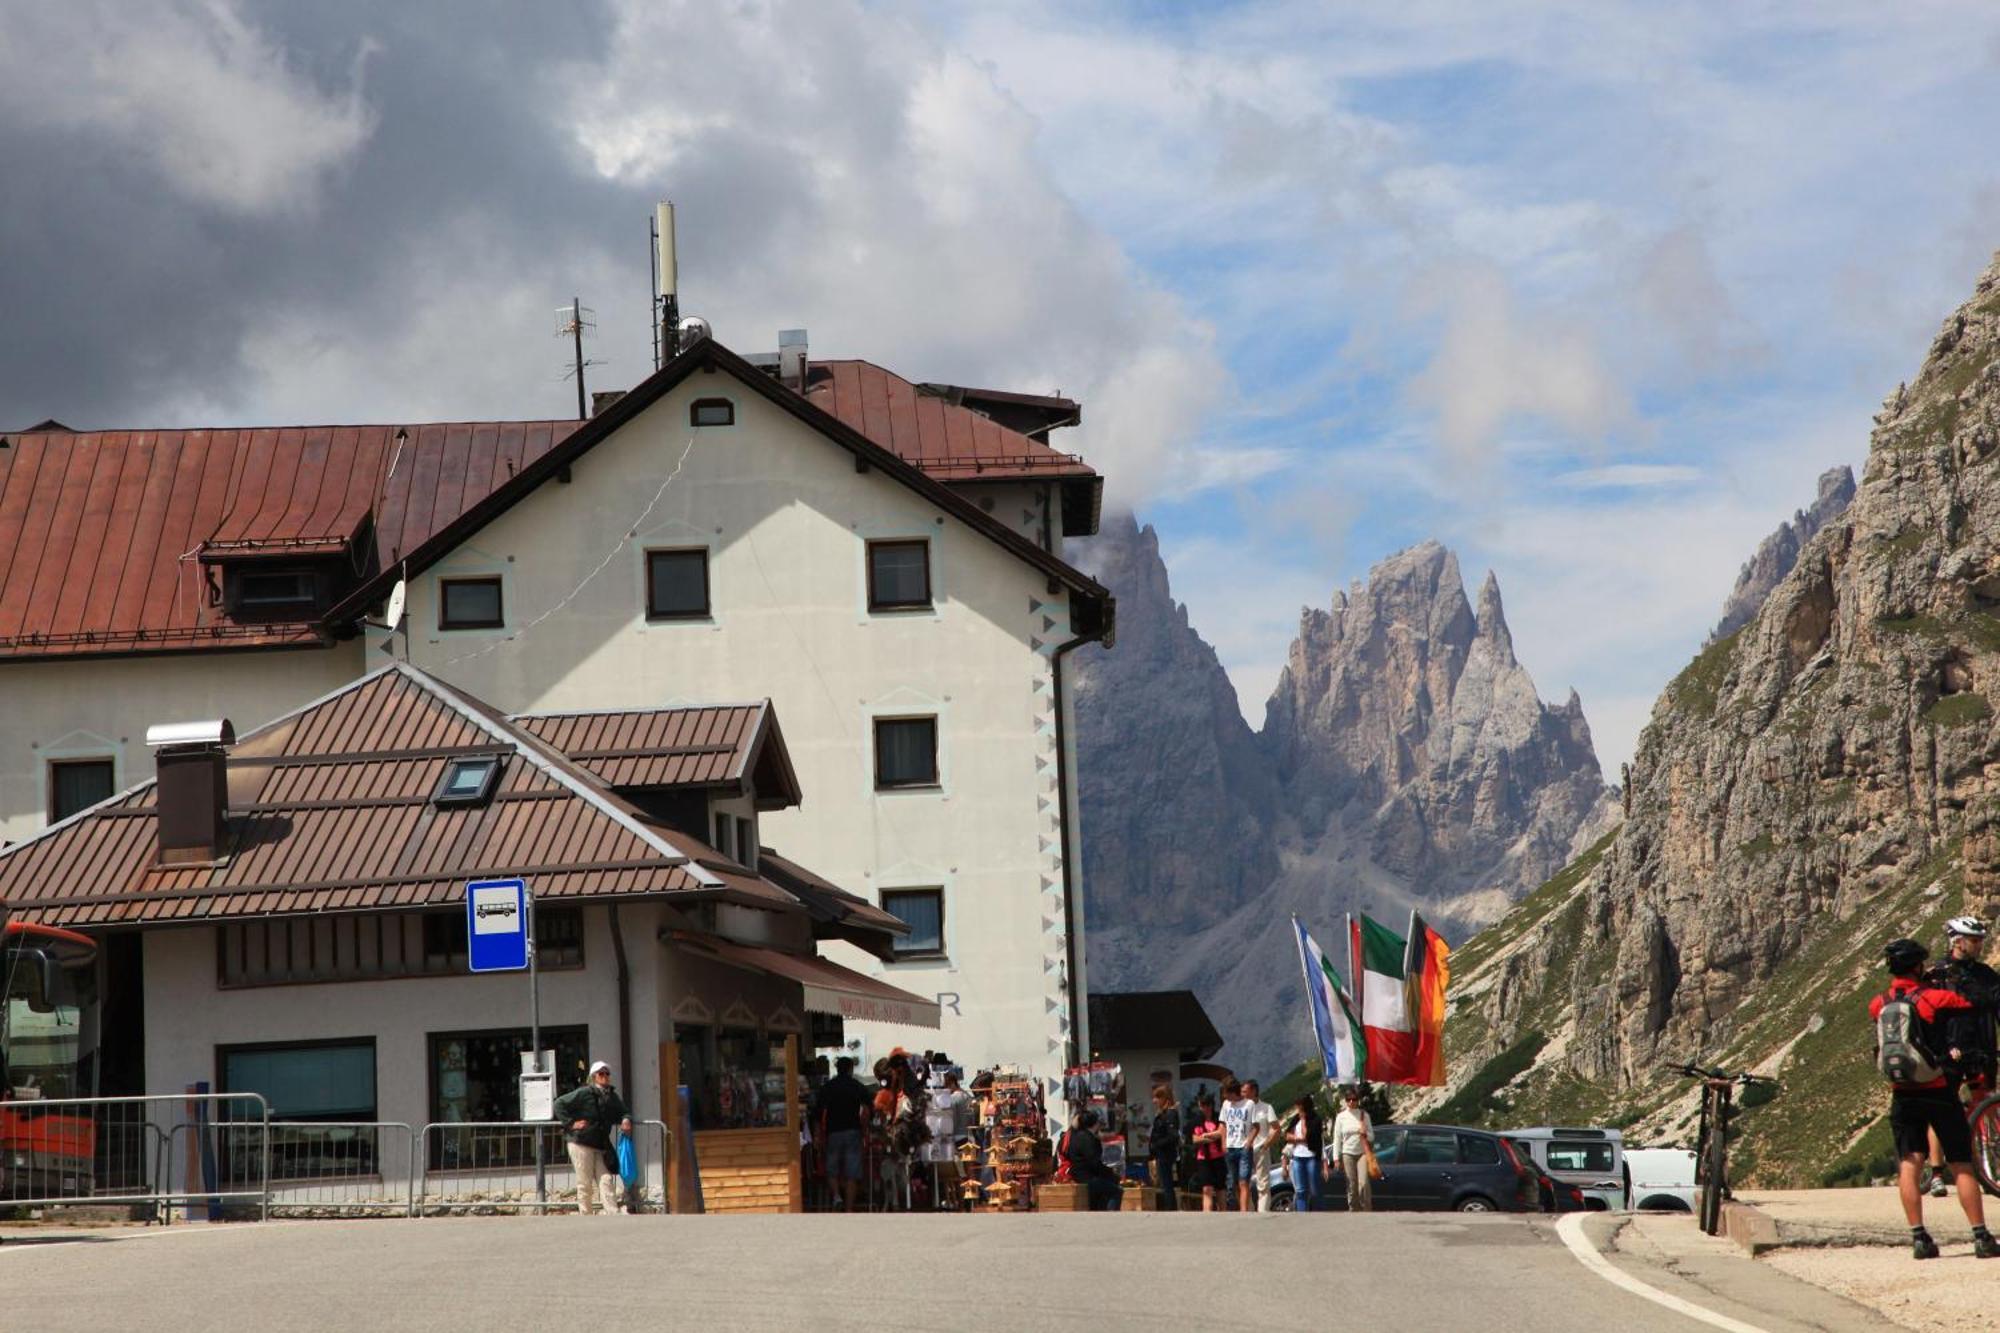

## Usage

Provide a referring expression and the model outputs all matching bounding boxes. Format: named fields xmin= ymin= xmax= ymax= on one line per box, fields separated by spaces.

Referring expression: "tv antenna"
xmin=557 ymin=297 xmax=604 ymax=418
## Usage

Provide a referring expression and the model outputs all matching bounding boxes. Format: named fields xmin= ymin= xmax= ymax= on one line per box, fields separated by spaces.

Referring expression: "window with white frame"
xmin=881 ymin=888 xmax=945 ymax=960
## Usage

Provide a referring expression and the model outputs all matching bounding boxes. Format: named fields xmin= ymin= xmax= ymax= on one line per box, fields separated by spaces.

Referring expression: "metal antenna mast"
xmin=652 ymin=202 xmax=680 ymax=370
xmin=557 ymin=298 xmax=601 ymax=418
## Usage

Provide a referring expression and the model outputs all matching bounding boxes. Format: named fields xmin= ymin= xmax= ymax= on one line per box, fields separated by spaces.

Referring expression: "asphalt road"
xmin=0 ymin=1212 xmax=1812 ymax=1331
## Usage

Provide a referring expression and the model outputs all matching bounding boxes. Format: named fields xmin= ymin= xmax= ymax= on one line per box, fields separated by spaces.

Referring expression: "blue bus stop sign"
xmin=467 ymin=878 xmax=529 ymax=972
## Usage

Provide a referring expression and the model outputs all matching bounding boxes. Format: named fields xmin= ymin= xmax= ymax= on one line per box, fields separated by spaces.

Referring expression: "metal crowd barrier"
xmin=414 ymin=1119 xmax=672 ymax=1216
xmin=0 ymin=1092 xmax=269 ymax=1222
xmin=262 ymin=1122 xmax=417 ymax=1216
xmin=0 ymin=1099 xmax=672 ymax=1222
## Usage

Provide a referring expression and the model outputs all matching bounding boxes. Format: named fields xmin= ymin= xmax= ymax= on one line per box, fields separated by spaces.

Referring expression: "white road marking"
xmin=1556 ymin=1212 xmax=1771 ymax=1333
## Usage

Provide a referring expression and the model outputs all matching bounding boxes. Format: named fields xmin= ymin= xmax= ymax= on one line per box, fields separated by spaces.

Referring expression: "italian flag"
xmin=1351 ymin=911 xmax=1452 ymax=1086
xmin=1292 ymin=917 xmax=1365 ymax=1085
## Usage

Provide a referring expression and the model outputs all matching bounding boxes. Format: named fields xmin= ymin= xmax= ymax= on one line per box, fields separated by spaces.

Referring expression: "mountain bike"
xmin=1967 ymin=1085 xmax=2000 ymax=1197
xmin=1665 ymin=1062 xmax=1777 ymax=1235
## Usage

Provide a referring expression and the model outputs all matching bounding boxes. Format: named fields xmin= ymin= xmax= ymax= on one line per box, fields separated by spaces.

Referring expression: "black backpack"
xmin=1877 ymin=989 xmax=1943 ymax=1085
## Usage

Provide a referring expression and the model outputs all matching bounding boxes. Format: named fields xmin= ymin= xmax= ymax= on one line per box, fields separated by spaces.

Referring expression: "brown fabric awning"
xmin=691 ymin=936 xmax=941 ymax=1029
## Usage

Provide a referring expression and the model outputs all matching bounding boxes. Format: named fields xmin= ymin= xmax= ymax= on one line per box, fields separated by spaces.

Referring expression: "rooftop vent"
xmin=778 ymin=328 xmax=808 ymax=390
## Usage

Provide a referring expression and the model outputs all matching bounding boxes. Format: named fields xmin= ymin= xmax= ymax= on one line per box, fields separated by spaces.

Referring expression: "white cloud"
xmin=1555 ymin=464 xmax=1704 ymax=491
xmin=0 ymin=1 xmax=373 ymax=216
xmin=559 ymin=0 xmax=1231 ymax=508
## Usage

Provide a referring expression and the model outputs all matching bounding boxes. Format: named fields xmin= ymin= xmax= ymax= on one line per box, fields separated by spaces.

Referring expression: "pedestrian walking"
xmin=1332 ymin=1086 xmax=1375 ymax=1213
xmin=1244 ymin=1079 xmax=1277 ymax=1213
xmin=1189 ymin=1093 xmax=1225 ymax=1212
xmin=1871 ymin=937 xmax=1998 ymax=1259
xmin=553 ymin=1059 xmax=632 ymax=1215
xmin=812 ymin=1055 xmax=869 ymax=1212
xmin=1147 ymin=1083 xmax=1181 ymax=1211
xmin=1284 ymin=1096 xmax=1324 ymax=1213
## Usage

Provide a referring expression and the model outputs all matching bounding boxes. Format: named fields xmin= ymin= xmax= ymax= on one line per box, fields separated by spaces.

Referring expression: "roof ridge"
xmin=512 ymin=700 xmax=769 ymax=720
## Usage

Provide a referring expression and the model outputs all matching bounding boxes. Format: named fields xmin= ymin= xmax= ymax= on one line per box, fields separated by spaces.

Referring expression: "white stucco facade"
xmin=375 ymin=376 xmax=1085 ymax=1078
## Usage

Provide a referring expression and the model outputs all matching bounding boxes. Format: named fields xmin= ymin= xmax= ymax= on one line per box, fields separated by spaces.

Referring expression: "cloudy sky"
xmin=5 ymin=2 xmax=1999 ymax=771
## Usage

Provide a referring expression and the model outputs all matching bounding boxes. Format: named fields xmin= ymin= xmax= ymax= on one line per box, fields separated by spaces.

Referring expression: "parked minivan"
xmin=1622 ymin=1146 xmax=1697 ymax=1213
xmin=1304 ymin=1124 xmax=1539 ymax=1212
xmin=1507 ymin=1127 xmax=1626 ymax=1210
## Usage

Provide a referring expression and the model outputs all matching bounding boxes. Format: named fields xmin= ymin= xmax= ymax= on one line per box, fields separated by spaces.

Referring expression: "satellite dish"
xmin=384 ymin=579 xmax=407 ymax=634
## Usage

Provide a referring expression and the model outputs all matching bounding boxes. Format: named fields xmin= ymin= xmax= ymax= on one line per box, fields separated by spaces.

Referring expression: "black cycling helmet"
xmin=1885 ymin=937 xmax=1929 ymax=975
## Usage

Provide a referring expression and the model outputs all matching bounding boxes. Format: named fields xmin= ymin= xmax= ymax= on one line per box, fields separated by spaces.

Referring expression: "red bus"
xmin=1 ymin=919 xmax=99 ymax=1199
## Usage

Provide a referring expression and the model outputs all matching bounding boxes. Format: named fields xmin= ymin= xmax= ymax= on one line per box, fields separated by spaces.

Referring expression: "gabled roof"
xmin=324 ymin=338 xmax=1114 ymax=645
xmin=1087 ymin=990 xmax=1224 ymax=1062
xmin=0 ymin=422 xmax=578 ymax=659
xmin=512 ymin=701 xmax=802 ymax=809
xmin=0 ymin=661 xmax=759 ymax=929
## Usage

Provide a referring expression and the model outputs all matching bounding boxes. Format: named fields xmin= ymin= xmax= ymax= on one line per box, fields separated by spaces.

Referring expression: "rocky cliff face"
xmin=1708 ymin=466 xmax=1856 ymax=643
xmin=1073 ymin=527 xmax=1613 ymax=1076
xmin=1070 ymin=516 xmax=1280 ymax=989
xmin=1424 ymin=254 xmax=2000 ymax=1186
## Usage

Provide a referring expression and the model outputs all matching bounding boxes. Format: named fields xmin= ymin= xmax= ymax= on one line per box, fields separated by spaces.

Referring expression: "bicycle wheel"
xmin=1699 ymin=1116 xmax=1727 ymax=1236
xmin=1972 ymin=1094 xmax=2000 ymax=1198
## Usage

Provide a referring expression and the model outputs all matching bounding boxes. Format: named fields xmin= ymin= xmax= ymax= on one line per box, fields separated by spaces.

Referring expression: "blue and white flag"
xmin=1293 ymin=916 xmax=1365 ymax=1085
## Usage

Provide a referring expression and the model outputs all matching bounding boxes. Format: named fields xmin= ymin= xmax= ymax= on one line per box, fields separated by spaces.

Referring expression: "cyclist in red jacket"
xmin=1871 ymin=937 xmax=1999 ymax=1259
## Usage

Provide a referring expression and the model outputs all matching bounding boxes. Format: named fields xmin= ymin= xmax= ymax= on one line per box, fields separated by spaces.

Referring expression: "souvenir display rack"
xmin=1061 ymin=1060 xmax=1127 ymax=1166
xmin=979 ymin=1074 xmax=1045 ymax=1211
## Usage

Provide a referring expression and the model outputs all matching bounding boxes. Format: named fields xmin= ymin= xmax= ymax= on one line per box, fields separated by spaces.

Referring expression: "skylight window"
xmin=434 ymin=755 xmax=502 ymax=807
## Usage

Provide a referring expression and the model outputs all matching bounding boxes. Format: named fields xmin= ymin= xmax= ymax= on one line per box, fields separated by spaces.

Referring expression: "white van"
xmin=1508 ymin=1127 xmax=1626 ymax=1210
xmin=1622 ymin=1146 xmax=1697 ymax=1213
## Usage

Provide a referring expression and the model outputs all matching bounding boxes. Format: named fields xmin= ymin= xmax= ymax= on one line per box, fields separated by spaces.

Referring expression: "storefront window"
xmin=674 ymin=1023 xmax=786 ymax=1131
xmin=427 ymin=1026 xmax=588 ymax=1169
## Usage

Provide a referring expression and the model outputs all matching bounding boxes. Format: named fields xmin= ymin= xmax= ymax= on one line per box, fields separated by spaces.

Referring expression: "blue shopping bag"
xmin=616 ymin=1132 xmax=639 ymax=1187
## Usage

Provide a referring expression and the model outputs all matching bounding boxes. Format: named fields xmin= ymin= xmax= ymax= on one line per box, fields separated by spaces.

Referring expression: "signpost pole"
xmin=528 ymin=885 xmax=545 ymax=1206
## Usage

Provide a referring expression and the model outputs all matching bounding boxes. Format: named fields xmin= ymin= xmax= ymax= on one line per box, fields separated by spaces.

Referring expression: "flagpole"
xmin=1347 ymin=912 xmax=1361 ymax=1088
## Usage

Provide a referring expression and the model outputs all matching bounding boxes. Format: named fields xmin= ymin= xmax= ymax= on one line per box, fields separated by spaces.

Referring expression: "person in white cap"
xmin=553 ymin=1060 xmax=631 ymax=1214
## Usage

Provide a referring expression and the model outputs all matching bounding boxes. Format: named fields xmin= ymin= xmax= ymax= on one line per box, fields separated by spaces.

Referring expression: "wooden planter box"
xmin=1121 ymin=1186 xmax=1156 ymax=1211
xmin=1036 ymin=1182 xmax=1087 ymax=1212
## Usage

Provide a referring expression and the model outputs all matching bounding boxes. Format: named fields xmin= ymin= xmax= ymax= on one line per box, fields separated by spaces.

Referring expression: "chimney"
xmin=591 ymin=389 xmax=627 ymax=417
xmin=778 ymin=328 xmax=808 ymax=391
xmin=147 ymin=719 xmax=235 ymax=865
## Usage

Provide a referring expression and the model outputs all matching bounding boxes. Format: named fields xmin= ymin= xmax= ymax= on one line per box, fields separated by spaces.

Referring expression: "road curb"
xmin=1721 ymin=1200 xmax=1782 ymax=1255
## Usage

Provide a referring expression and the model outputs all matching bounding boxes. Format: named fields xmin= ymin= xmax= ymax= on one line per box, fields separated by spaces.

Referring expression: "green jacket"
xmin=553 ymin=1081 xmax=628 ymax=1150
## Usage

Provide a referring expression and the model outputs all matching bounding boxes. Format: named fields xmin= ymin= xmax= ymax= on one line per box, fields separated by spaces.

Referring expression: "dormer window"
xmin=233 ymin=569 xmax=319 ymax=615
xmin=434 ymin=755 xmax=502 ymax=808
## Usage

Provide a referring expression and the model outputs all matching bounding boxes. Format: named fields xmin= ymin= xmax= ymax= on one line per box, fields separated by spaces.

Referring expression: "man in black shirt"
xmin=812 ymin=1056 xmax=868 ymax=1212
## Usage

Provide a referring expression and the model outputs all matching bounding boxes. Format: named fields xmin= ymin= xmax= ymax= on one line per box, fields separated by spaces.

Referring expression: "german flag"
xmin=1405 ymin=912 xmax=1451 ymax=1088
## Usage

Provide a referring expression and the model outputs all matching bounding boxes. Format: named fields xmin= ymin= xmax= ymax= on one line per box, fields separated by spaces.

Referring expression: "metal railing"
xmin=261 ymin=1122 xmax=417 ymax=1216
xmin=0 ymin=1097 xmax=672 ymax=1221
xmin=0 ymin=1092 xmax=269 ymax=1221
xmin=414 ymin=1119 xmax=673 ymax=1216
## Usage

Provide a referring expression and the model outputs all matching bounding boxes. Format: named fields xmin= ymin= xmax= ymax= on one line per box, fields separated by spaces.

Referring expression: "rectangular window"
xmin=433 ymin=755 xmax=502 ymax=807
xmin=439 ymin=577 xmax=503 ymax=630
xmin=217 ymin=908 xmax=584 ymax=988
xmin=236 ymin=570 xmax=319 ymax=610
xmin=1547 ymin=1141 xmax=1617 ymax=1174
xmin=735 ymin=816 xmax=755 ymax=872
xmin=428 ymin=1026 xmax=588 ymax=1167
xmin=873 ymin=716 xmax=938 ymax=789
xmin=713 ymin=811 xmax=734 ymax=859
xmin=48 ymin=758 xmax=114 ymax=822
xmin=219 ymin=1038 xmax=378 ymax=1184
xmin=220 ymin=1040 xmax=377 ymax=1121
xmin=646 ymin=549 xmax=710 ymax=620
xmin=867 ymin=540 xmax=931 ymax=611
xmin=882 ymin=888 xmax=945 ymax=959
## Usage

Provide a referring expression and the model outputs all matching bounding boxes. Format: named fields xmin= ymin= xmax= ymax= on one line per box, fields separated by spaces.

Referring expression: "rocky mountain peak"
xmin=1425 ymin=249 xmax=2000 ymax=1185
xmin=1474 ymin=569 xmax=1515 ymax=662
xmin=1707 ymin=465 xmax=1857 ymax=644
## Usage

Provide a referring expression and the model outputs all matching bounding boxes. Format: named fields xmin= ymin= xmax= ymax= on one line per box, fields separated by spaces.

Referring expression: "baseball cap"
xmin=589 ymin=1060 xmax=611 ymax=1075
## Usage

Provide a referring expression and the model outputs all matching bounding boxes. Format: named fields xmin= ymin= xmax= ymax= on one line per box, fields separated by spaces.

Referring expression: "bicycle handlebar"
xmin=1661 ymin=1061 xmax=1776 ymax=1087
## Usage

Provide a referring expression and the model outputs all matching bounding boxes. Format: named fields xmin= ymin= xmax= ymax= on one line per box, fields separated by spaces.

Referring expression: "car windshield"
xmin=1547 ymin=1140 xmax=1616 ymax=1173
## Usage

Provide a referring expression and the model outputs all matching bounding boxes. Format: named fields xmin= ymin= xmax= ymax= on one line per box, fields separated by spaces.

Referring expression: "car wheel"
xmin=1455 ymin=1195 xmax=1496 ymax=1213
xmin=1638 ymin=1194 xmax=1690 ymax=1213
xmin=1270 ymin=1189 xmax=1295 ymax=1212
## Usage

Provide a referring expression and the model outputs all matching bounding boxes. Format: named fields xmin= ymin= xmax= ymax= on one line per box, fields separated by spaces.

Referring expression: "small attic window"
xmin=434 ymin=755 xmax=502 ymax=808
xmin=236 ymin=569 xmax=318 ymax=611
xmin=690 ymin=398 xmax=735 ymax=427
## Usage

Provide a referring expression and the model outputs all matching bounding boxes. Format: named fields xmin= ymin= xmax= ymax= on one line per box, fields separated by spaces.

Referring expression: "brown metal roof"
xmin=512 ymin=702 xmax=803 ymax=808
xmin=0 ymin=422 xmax=578 ymax=660
xmin=0 ymin=663 xmax=740 ymax=929
xmin=805 ymin=361 xmax=1095 ymax=482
